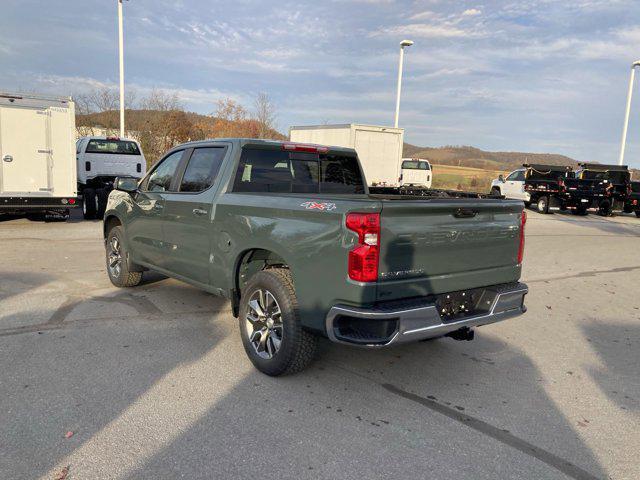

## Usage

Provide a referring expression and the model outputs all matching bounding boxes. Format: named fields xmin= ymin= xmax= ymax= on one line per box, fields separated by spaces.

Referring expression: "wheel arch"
xmin=231 ymin=248 xmax=290 ymax=317
xmin=103 ymin=214 xmax=123 ymax=239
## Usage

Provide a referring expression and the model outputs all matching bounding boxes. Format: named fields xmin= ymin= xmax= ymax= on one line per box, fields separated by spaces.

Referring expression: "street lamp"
xmin=618 ymin=60 xmax=640 ymax=166
xmin=394 ymin=39 xmax=413 ymax=128
xmin=117 ymin=0 xmax=126 ymax=138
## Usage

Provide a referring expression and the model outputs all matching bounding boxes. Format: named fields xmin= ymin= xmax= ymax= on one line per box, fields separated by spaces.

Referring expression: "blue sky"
xmin=3 ymin=0 xmax=640 ymax=166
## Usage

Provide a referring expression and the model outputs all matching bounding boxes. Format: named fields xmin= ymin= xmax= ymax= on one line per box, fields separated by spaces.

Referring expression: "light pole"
xmin=394 ymin=39 xmax=413 ymax=128
xmin=118 ymin=0 xmax=126 ymax=138
xmin=618 ymin=60 xmax=640 ymax=166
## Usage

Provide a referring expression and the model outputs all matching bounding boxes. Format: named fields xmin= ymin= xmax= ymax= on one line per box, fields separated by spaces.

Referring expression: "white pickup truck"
xmin=490 ymin=169 xmax=530 ymax=203
xmin=399 ymin=158 xmax=432 ymax=188
xmin=76 ymin=136 xmax=146 ymax=219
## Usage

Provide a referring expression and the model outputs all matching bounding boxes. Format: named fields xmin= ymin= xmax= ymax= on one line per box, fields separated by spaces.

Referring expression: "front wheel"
xmin=636 ymin=211 xmax=640 ymax=218
xmin=490 ymin=187 xmax=501 ymax=197
xmin=239 ymin=269 xmax=317 ymax=376
xmin=537 ymin=196 xmax=550 ymax=214
xmin=105 ymin=225 xmax=142 ymax=287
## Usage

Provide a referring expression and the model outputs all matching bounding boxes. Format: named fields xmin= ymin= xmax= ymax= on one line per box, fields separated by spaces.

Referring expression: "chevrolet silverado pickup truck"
xmin=103 ymin=139 xmax=528 ymax=376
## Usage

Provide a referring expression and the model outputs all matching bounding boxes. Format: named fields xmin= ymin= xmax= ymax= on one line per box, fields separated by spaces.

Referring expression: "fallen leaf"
xmin=54 ymin=466 xmax=70 ymax=480
xmin=64 ymin=431 xmax=74 ymax=439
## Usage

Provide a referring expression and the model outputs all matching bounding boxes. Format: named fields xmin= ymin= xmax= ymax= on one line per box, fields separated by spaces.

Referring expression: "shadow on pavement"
xmin=581 ymin=320 xmax=640 ymax=412
xmin=118 ymin=332 xmax=607 ymax=479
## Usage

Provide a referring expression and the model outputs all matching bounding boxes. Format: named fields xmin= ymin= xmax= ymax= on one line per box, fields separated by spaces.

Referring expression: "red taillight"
xmin=558 ymin=178 xmax=565 ymax=190
xmin=346 ymin=212 xmax=380 ymax=282
xmin=282 ymin=142 xmax=329 ymax=153
xmin=518 ymin=210 xmax=526 ymax=265
xmin=68 ymin=198 xmax=76 ymax=205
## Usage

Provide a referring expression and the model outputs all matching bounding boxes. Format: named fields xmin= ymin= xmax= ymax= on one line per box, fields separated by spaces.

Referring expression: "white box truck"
xmin=0 ymin=92 xmax=78 ymax=220
xmin=289 ymin=124 xmax=404 ymax=186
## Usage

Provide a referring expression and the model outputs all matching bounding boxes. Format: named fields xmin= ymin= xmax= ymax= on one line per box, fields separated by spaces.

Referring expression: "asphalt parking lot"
xmin=1 ymin=211 xmax=639 ymax=480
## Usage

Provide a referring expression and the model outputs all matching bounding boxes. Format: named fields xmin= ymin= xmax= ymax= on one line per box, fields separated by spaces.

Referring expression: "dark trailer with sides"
xmin=523 ymin=164 xmax=572 ymax=214
xmin=574 ymin=163 xmax=630 ymax=215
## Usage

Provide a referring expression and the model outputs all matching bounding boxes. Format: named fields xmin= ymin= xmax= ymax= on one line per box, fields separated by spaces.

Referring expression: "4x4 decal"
xmin=300 ymin=201 xmax=336 ymax=211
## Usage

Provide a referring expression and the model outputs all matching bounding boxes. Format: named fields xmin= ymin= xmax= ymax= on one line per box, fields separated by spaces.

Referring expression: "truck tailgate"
xmin=377 ymin=199 xmax=523 ymax=301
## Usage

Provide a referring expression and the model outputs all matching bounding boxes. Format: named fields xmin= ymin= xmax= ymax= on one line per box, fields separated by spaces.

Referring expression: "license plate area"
xmin=435 ymin=287 xmax=498 ymax=322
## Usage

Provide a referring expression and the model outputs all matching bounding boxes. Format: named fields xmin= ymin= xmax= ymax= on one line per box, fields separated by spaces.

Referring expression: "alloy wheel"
xmin=245 ymin=288 xmax=283 ymax=359
xmin=108 ymin=236 xmax=122 ymax=278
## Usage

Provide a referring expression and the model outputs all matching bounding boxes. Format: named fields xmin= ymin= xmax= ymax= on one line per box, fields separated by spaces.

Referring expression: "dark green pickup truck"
xmin=103 ymin=139 xmax=528 ymax=375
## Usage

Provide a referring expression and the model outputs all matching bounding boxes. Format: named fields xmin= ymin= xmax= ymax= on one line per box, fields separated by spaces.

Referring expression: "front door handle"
xmin=2 ymin=155 xmax=13 ymax=163
xmin=192 ymin=208 xmax=208 ymax=216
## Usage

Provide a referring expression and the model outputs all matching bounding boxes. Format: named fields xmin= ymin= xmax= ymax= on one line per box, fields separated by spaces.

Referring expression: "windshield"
xmin=401 ymin=160 xmax=430 ymax=170
xmin=86 ymin=139 xmax=141 ymax=155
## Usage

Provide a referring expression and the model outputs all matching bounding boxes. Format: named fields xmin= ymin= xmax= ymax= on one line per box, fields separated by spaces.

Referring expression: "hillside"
xmin=403 ymin=143 xmax=579 ymax=170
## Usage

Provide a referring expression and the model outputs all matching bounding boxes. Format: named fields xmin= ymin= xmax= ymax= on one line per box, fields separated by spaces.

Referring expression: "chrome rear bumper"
xmin=326 ymin=283 xmax=528 ymax=347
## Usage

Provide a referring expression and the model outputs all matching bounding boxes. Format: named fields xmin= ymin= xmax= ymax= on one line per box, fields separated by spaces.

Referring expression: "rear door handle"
xmin=193 ymin=208 xmax=208 ymax=216
xmin=453 ymin=208 xmax=478 ymax=218
xmin=2 ymin=155 xmax=13 ymax=163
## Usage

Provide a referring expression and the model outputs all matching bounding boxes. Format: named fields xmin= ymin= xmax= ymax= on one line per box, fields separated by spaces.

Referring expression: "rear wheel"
xmin=598 ymin=200 xmax=612 ymax=216
xmin=83 ymin=188 xmax=96 ymax=219
xmin=239 ymin=269 xmax=317 ymax=376
xmin=96 ymin=188 xmax=108 ymax=218
xmin=537 ymin=196 xmax=550 ymax=214
xmin=572 ymin=207 xmax=587 ymax=216
xmin=105 ymin=225 xmax=142 ymax=287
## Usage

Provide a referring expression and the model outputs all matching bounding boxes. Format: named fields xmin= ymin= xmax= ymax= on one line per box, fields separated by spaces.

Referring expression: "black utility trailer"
xmin=624 ymin=180 xmax=640 ymax=217
xmin=522 ymin=164 xmax=573 ymax=214
xmin=574 ymin=163 xmax=630 ymax=216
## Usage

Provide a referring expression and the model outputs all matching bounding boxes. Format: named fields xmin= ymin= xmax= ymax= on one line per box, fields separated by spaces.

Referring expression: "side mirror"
xmin=115 ymin=176 xmax=138 ymax=193
xmin=498 ymin=174 xmax=505 ymax=182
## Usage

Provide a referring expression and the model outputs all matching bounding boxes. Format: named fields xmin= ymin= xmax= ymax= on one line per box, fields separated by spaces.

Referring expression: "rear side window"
xmin=233 ymin=148 xmax=364 ymax=194
xmin=86 ymin=139 xmax=141 ymax=155
xmin=401 ymin=160 xmax=430 ymax=170
xmin=179 ymin=147 xmax=226 ymax=192
xmin=146 ymin=151 xmax=184 ymax=192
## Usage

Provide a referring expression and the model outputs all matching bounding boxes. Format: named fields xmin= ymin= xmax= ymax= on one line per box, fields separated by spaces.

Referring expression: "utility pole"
xmin=118 ymin=0 xmax=125 ymax=138
xmin=394 ymin=40 xmax=413 ymax=128
xmin=618 ymin=60 xmax=640 ymax=166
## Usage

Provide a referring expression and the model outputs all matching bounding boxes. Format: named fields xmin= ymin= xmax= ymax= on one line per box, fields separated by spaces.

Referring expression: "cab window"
xmin=507 ymin=170 xmax=525 ymax=181
xmin=179 ymin=147 xmax=226 ymax=192
xmin=144 ymin=151 xmax=184 ymax=192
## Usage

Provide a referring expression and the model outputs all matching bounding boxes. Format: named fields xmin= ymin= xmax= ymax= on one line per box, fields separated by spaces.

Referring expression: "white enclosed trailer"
xmin=289 ymin=124 xmax=404 ymax=186
xmin=0 ymin=92 xmax=78 ymax=219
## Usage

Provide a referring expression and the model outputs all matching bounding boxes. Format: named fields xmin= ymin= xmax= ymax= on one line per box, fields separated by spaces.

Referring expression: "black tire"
xmin=490 ymin=187 xmax=501 ymax=197
xmin=96 ymin=188 xmax=109 ymax=218
xmin=598 ymin=200 xmax=612 ymax=217
xmin=83 ymin=188 xmax=97 ymax=220
xmin=537 ymin=196 xmax=550 ymax=214
xmin=636 ymin=211 xmax=640 ymax=218
xmin=572 ymin=207 xmax=587 ymax=216
xmin=239 ymin=268 xmax=317 ymax=376
xmin=105 ymin=225 xmax=143 ymax=287
xmin=524 ymin=201 xmax=531 ymax=208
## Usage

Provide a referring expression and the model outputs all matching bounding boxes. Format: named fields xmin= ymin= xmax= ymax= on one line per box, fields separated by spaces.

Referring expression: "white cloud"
xmin=372 ymin=23 xmax=476 ymax=38
xmin=462 ymin=8 xmax=482 ymax=16
xmin=410 ymin=11 xmax=438 ymax=20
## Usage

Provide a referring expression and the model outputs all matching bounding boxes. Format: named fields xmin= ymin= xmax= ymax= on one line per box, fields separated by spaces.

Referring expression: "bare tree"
xmin=253 ymin=92 xmax=276 ymax=138
xmin=140 ymin=88 xmax=182 ymax=111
